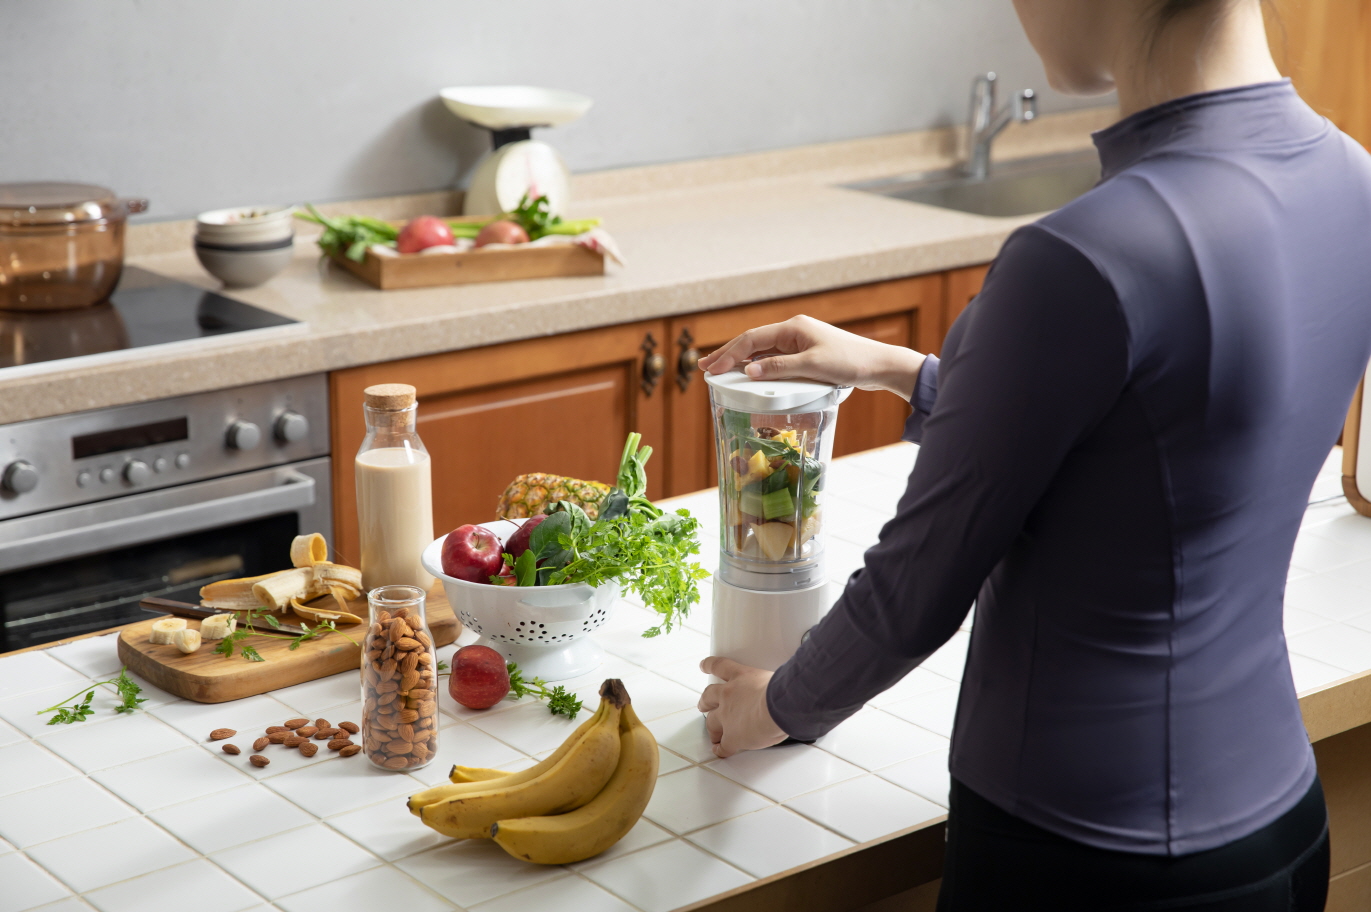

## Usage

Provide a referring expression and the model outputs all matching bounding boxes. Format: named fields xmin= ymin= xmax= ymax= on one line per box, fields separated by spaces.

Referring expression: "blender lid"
xmin=704 ymin=369 xmax=852 ymax=414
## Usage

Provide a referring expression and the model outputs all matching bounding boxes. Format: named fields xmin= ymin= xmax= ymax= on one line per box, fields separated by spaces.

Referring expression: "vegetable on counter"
xmin=38 ymin=667 xmax=145 ymax=724
xmin=294 ymin=193 xmax=602 ymax=262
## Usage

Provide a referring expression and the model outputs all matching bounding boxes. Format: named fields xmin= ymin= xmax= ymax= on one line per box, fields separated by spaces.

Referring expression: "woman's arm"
xmin=700 ymin=226 xmax=1131 ymax=754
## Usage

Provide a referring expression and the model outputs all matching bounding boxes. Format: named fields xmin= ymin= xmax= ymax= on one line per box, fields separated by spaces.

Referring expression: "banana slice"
xmin=291 ymin=533 xmax=328 ymax=568
xmin=173 ymin=627 xmax=202 ymax=654
xmin=199 ymin=614 xmax=237 ymax=640
xmin=150 ymin=617 xmax=187 ymax=645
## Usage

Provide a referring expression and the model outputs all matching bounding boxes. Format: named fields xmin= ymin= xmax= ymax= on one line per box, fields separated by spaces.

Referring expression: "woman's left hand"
xmin=697 ymin=656 xmax=788 ymax=758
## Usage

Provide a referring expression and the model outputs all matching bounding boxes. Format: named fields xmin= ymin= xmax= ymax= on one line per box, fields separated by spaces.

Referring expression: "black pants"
xmin=937 ymin=776 xmax=1329 ymax=911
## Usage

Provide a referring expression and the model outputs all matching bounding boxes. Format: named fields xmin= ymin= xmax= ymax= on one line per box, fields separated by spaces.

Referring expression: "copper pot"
xmin=0 ymin=182 xmax=149 ymax=311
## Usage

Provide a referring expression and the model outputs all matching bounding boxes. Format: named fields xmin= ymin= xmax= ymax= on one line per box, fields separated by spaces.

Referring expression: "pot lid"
xmin=704 ymin=369 xmax=852 ymax=414
xmin=1 ymin=182 xmax=134 ymax=225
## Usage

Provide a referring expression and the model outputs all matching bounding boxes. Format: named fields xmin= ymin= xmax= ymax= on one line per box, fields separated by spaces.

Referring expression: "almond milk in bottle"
xmin=355 ymin=384 xmax=435 ymax=591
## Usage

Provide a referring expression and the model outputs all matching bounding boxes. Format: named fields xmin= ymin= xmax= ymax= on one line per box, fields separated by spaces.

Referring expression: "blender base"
xmin=711 ymin=578 xmax=836 ymax=671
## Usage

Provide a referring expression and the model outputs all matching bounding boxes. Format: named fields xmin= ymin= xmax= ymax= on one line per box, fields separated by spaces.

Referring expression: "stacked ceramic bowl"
xmin=194 ymin=205 xmax=295 ymax=287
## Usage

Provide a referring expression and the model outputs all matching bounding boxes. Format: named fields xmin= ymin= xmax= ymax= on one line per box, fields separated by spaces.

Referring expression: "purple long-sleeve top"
xmin=766 ymin=81 xmax=1371 ymax=855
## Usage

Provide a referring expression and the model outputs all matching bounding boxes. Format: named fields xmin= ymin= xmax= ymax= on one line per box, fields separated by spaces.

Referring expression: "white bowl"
xmin=439 ymin=85 xmax=592 ymax=130
xmin=196 ymin=205 xmax=295 ymax=244
xmin=194 ymin=241 xmax=294 ymax=288
xmin=421 ymin=521 xmax=616 ymax=681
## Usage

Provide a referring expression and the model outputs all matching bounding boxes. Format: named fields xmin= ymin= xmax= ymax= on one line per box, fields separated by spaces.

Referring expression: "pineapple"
xmin=496 ymin=472 xmax=612 ymax=520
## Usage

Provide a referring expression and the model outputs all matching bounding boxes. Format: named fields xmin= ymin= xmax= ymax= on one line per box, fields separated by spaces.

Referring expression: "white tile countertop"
xmin=2 ymin=443 xmax=1371 ymax=912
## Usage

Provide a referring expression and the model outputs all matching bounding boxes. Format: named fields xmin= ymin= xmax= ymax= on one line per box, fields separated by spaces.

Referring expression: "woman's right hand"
xmin=698 ymin=314 xmax=926 ymax=400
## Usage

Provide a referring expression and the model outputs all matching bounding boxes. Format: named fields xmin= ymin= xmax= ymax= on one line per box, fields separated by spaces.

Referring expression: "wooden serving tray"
xmin=332 ymin=243 xmax=604 ymax=290
xmin=116 ymin=584 xmax=460 ymax=703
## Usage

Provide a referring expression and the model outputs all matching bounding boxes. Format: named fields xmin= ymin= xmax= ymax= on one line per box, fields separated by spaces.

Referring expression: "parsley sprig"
xmin=38 ymin=666 xmax=146 ymax=725
xmin=212 ymin=607 xmax=357 ymax=662
xmin=507 ymin=662 xmax=584 ymax=718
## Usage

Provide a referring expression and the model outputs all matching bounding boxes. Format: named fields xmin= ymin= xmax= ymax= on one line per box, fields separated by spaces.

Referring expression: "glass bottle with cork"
xmin=356 ymin=383 xmax=435 ymax=592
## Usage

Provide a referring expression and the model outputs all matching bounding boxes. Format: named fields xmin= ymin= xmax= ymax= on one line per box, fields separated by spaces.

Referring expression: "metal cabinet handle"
xmin=0 ymin=466 xmax=315 ymax=573
xmin=675 ymin=328 xmax=700 ymax=392
xmin=641 ymin=333 xmax=666 ymax=396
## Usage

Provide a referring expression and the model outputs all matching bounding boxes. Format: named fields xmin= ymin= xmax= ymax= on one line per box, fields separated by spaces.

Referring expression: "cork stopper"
xmin=364 ymin=383 xmax=416 ymax=411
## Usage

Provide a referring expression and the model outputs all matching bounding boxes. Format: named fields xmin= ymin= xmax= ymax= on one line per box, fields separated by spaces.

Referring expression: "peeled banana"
xmin=198 ymin=533 xmax=363 ymax=621
xmin=149 ymin=617 xmax=187 ymax=645
xmin=492 ymin=702 xmax=659 ymax=864
xmin=417 ymin=680 xmax=628 ymax=839
xmin=173 ymin=628 xmax=201 ymax=654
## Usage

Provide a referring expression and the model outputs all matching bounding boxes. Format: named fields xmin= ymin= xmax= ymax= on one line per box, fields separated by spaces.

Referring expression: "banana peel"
xmin=198 ymin=533 xmax=363 ymax=623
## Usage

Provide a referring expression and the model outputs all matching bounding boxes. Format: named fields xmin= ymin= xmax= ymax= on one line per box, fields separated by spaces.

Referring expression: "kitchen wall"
xmin=0 ymin=0 xmax=1113 ymax=222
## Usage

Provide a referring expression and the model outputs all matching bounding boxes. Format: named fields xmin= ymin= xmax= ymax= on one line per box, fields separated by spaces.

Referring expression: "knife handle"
xmin=140 ymin=597 xmax=214 ymax=619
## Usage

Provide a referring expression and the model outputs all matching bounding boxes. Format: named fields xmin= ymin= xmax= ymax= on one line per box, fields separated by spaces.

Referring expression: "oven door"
xmin=0 ymin=457 xmax=331 ymax=651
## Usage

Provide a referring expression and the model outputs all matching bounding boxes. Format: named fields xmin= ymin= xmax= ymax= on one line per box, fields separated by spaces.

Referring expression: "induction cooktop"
xmin=0 ymin=267 xmax=298 ymax=370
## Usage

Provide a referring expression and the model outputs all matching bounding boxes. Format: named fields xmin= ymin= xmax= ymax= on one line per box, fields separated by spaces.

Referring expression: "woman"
xmin=696 ymin=1 xmax=1371 ymax=909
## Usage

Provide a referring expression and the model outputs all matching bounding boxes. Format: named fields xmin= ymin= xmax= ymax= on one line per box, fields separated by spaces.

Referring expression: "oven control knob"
xmin=226 ymin=420 xmax=261 ymax=450
xmin=2 ymin=460 xmax=38 ymax=494
xmin=123 ymin=460 xmax=152 ymax=486
xmin=274 ymin=411 xmax=309 ymax=444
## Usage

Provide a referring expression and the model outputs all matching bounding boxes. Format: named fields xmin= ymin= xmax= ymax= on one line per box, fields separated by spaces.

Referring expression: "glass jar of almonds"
xmin=361 ymin=585 xmax=439 ymax=770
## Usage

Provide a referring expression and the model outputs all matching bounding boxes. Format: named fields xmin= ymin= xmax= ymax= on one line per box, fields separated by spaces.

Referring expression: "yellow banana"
xmin=491 ymin=701 xmax=659 ymax=864
xmin=407 ymin=701 xmax=606 ymax=816
xmin=449 ymin=766 xmax=513 ymax=783
xmin=419 ymin=680 xmax=629 ymax=839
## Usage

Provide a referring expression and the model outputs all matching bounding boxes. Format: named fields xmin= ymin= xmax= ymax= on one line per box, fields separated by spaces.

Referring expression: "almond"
xmin=383 ymin=755 xmax=409 ymax=769
xmin=296 ymin=726 xmax=318 ymax=738
xmin=222 ymin=743 xmax=241 ymax=755
xmin=398 ymin=709 xmax=419 ymax=724
xmin=328 ymin=738 xmax=352 ymax=751
xmin=339 ymin=743 xmax=361 ymax=757
xmin=249 ymin=755 xmax=270 ymax=768
xmin=284 ymin=736 xmax=305 ymax=748
xmin=267 ymin=731 xmax=290 ymax=744
xmin=266 ymin=726 xmax=288 ymax=734
xmin=284 ymin=718 xmax=309 ymax=729
xmin=314 ymin=718 xmax=330 ymax=729
xmin=396 ymin=637 xmax=421 ymax=652
xmin=209 ymin=728 xmax=236 ymax=741
xmin=299 ymin=742 xmax=319 ymax=757
xmin=315 ymin=728 xmax=338 ymax=740
xmin=339 ymin=721 xmax=359 ymax=734
xmin=254 ymin=736 xmax=270 ymax=751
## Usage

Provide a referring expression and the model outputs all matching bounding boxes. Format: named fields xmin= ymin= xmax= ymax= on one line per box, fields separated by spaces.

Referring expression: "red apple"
xmin=449 ymin=644 xmax=510 ymax=709
xmin=397 ymin=215 xmax=454 ymax=253
xmin=440 ymin=524 xmax=505 ymax=583
xmin=504 ymin=513 xmax=548 ymax=560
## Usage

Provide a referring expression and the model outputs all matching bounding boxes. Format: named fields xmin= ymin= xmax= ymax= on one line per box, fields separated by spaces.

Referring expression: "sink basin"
xmin=848 ymin=152 xmax=1101 ymax=218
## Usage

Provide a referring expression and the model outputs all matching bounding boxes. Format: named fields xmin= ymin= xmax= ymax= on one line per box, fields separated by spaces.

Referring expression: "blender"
xmin=704 ymin=371 xmax=852 ymax=671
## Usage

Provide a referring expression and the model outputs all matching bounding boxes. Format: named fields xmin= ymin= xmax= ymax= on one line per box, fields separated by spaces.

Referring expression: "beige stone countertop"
xmin=0 ymin=108 xmax=1116 ymax=425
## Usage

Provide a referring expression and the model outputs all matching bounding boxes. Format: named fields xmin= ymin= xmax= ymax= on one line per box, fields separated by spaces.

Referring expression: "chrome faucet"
xmin=965 ymin=72 xmax=1037 ymax=180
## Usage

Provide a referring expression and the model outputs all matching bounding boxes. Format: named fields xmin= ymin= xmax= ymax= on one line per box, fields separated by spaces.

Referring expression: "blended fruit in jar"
xmin=356 ymin=446 xmax=435 ymax=590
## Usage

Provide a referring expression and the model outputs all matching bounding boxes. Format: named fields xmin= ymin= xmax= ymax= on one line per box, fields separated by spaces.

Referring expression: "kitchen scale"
xmin=704 ymin=371 xmax=852 ymax=670
xmin=439 ymin=85 xmax=593 ymax=217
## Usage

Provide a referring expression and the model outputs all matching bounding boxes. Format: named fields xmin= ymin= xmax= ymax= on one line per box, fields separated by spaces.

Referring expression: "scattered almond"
xmin=314 ymin=718 xmax=330 ymax=729
xmin=339 ymin=721 xmax=359 ymax=735
xmin=284 ymin=718 xmax=309 ymax=729
xmin=296 ymin=726 xmax=318 ymax=738
xmin=253 ymin=736 xmax=270 ymax=751
xmin=267 ymin=731 xmax=290 ymax=744
xmin=328 ymin=738 xmax=352 ymax=751
xmin=314 ymin=728 xmax=338 ymax=740
xmin=249 ymin=755 xmax=270 ymax=768
xmin=299 ymin=742 xmax=319 ymax=757
xmin=222 ymin=744 xmax=241 ymax=755
xmin=266 ymin=726 xmax=288 ymax=734
xmin=209 ymin=728 xmax=236 ymax=741
xmin=284 ymin=735 xmax=306 ymax=748
xmin=339 ymin=743 xmax=361 ymax=757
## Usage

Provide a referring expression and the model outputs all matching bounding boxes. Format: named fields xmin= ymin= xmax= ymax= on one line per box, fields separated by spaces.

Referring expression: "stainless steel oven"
xmin=0 ymin=374 xmax=331 ymax=651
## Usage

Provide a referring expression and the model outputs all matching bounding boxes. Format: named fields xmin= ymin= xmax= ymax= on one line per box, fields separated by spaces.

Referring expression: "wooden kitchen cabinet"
xmin=330 ymin=319 xmax=669 ymax=566
xmin=663 ymin=275 xmax=943 ymax=495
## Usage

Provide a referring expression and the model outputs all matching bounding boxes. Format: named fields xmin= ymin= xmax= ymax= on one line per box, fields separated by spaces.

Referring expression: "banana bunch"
xmin=408 ymin=679 xmax=659 ymax=864
xmin=198 ymin=533 xmax=363 ymax=624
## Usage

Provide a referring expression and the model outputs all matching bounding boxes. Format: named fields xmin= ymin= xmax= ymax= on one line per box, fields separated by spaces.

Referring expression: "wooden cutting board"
xmin=116 ymin=584 xmax=460 ymax=703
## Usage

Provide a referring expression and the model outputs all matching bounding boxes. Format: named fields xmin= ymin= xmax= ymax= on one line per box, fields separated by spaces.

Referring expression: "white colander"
xmin=420 ymin=520 xmax=615 ymax=681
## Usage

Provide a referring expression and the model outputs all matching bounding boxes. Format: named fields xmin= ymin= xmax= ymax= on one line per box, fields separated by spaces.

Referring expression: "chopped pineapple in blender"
xmin=752 ymin=522 xmax=795 ymax=560
xmin=776 ymin=428 xmax=804 ymax=452
xmin=734 ymin=449 xmax=774 ymax=490
xmin=799 ymin=511 xmax=822 ymax=545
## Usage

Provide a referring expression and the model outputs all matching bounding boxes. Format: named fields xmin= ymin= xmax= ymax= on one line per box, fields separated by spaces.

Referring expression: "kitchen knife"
xmin=139 ymin=597 xmax=308 ymax=636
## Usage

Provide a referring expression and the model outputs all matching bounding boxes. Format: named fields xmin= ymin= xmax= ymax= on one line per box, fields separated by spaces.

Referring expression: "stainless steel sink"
xmin=847 ymin=152 xmax=1101 ymax=218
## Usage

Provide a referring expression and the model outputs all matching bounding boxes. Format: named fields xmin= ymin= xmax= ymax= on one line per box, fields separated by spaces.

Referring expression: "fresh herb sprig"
xmin=212 ymin=607 xmax=356 ymax=661
xmin=507 ymin=193 xmax=600 ymax=240
xmin=507 ymin=662 xmax=584 ymax=718
xmin=38 ymin=666 xmax=145 ymax=725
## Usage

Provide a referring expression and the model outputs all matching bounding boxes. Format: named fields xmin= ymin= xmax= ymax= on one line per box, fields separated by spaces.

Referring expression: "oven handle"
xmin=0 ymin=469 xmax=316 ymax=574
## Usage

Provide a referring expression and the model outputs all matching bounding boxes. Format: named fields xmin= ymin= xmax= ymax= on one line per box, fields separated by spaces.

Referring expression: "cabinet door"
xmin=941 ymin=264 xmax=991 ymax=351
xmin=665 ymin=276 xmax=941 ymax=496
xmin=330 ymin=320 xmax=669 ymax=565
